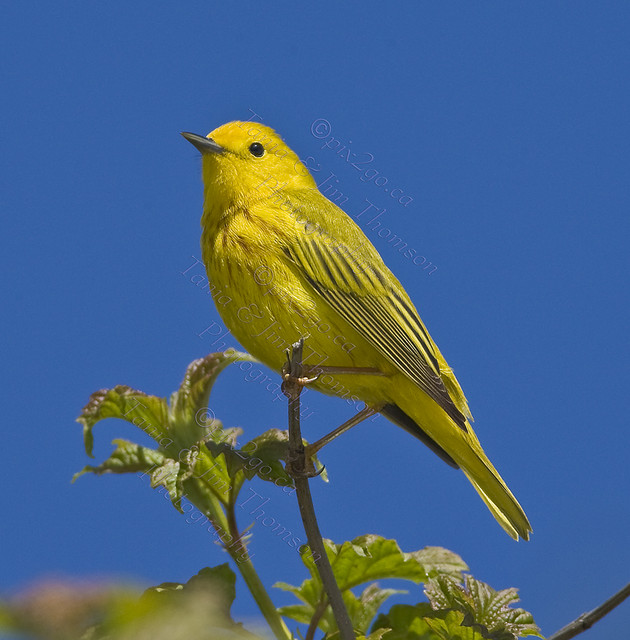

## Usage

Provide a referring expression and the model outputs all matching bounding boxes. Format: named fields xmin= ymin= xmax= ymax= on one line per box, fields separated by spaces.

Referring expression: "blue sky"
xmin=2 ymin=1 xmax=629 ymax=637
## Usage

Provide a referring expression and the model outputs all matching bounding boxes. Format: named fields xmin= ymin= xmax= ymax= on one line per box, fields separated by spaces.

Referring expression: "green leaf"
xmin=191 ymin=430 xmax=243 ymax=504
xmin=345 ymin=584 xmax=407 ymax=635
xmin=275 ymin=578 xmax=320 ymax=607
xmin=76 ymin=355 xmax=304 ymax=509
xmin=76 ymin=352 xmax=256 ymax=458
xmin=411 ymin=547 xmax=468 ymax=580
xmin=135 ymin=565 xmax=261 ymax=639
xmin=362 ymin=630 xmax=393 ymax=640
xmin=206 ymin=428 xmax=329 ymax=500
xmin=144 ymin=565 xmax=237 ymax=619
xmin=168 ymin=351 xmax=254 ymax=448
xmin=0 ymin=569 xmax=261 ymax=639
xmin=77 ymin=386 xmax=169 ymax=457
xmin=372 ymin=603 xmax=491 ymax=640
xmin=206 ymin=429 xmax=295 ymax=490
xmin=277 ymin=584 xmax=404 ymax=638
xmin=423 ymin=609 xmax=487 ymax=640
xmin=275 ymin=604 xmax=313 ymax=625
xmin=75 ymin=354 xmax=266 ymax=506
xmin=72 ymin=439 xmax=165 ymax=482
xmin=277 ymin=537 xmax=465 ymax=633
xmin=307 ymin=537 xmax=457 ymax=592
xmin=371 ymin=602 xmax=442 ymax=639
xmin=327 ymin=627 xmax=393 ymax=640
xmin=425 ymin=575 xmax=543 ymax=639
xmin=326 ymin=630 xmax=392 ymax=640
xmin=241 ymin=428 xmax=298 ymax=486
xmin=149 ymin=458 xmax=188 ymax=510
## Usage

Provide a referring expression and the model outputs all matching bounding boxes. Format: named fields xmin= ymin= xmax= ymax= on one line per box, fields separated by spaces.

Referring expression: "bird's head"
xmin=182 ymin=121 xmax=317 ymax=210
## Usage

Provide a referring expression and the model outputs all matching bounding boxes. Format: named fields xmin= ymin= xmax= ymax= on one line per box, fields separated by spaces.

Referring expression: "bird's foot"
xmin=285 ymin=452 xmax=326 ymax=479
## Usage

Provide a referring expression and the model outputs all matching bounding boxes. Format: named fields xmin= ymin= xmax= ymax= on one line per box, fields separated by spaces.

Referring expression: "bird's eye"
xmin=249 ymin=142 xmax=265 ymax=157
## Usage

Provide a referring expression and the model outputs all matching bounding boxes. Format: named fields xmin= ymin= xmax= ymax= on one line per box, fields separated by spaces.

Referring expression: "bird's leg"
xmin=281 ymin=364 xmax=388 ymax=394
xmin=304 ymin=404 xmax=385 ymax=461
xmin=284 ymin=363 xmax=388 ymax=458
xmin=301 ymin=366 xmax=388 ymax=464
xmin=302 ymin=365 xmax=389 ymax=378
xmin=282 ymin=355 xmax=388 ymax=476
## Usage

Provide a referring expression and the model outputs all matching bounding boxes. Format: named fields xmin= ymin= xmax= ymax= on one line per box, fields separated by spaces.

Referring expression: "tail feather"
xmin=387 ymin=401 xmax=532 ymax=540
xmin=457 ymin=447 xmax=532 ymax=541
xmin=462 ymin=468 xmax=530 ymax=541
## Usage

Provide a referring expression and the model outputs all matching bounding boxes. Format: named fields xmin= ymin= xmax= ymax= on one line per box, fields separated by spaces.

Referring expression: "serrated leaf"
xmin=411 ymin=548 xmax=468 ymax=581
xmin=278 ymin=585 xmax=404 ymax=636
xmin=206 ymin=428 xmax=329 ymax=501
xmin=327 ymin=629 xmax=393 ymax=640
xmin=168 ymin=352 xmax=254 ymax=448
xmin=77 ymin=386 xmax=169 ymax=457
xmin=327 ymin=631 xmax=392 ymax=640
xmin=305 ymin=536 xmax=433 ymax=592
xmin=277 ymin=537 xmax=461 ymax=634
xmin=425 ymin=575 xmax=543 ymax=639
xmin=274 ymin=579 xmax=317 ymax=605
xmin=72 ymin=439 xmax=166 ymax=482
xmin=275 ymin=604 xmax=313 ymax=625
xmin=241 ymin=428 xmax=296 ymax=486
xmin=346 ymin=584 xmax=407 ymax=635
xmin=206 ymin=429 xmax=291 ymax=489
xmin=149 ymin=458 xmax=187 ymax=510
xmin=170 ymin=353 xmax=242 ymax=423
xmin=423 ymin=609 xmax=487 ymax=640
xmin=362 ymin=630 xmax=392 ymax=640
xmin=371 ymin=602 xmax=441 ymax=639
xmin=192 ymin=434 xmax=242 ymax=504
xmin=76 ymin=353 xmax=256 ymax=459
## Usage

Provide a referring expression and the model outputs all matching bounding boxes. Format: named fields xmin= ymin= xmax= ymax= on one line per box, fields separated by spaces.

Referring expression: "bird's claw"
xmin=281 ymin=371 xmax=319 ymax=398
xmin=283 ymin=372 xmax=319 ymax=386
xmin=285 ymin=458 xmax=326 ymax=479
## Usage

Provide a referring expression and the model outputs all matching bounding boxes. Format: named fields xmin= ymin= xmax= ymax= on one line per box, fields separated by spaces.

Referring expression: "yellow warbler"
xmin=182 ymin=122 xmax=531 ymax=540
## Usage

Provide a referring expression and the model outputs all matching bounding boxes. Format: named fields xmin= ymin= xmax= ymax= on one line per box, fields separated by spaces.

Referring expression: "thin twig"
xmin=183 ymin=482 xmax=292 ymax=640
xmin=548 ymin=582 xmax=630 ymax=640
xmin=283 ymin=338 xmax=355 ymax=640
xmin=226 ymin=491 xmax=244 ymax=550
xmin=305 ymin=597 xmax=329 ymax=640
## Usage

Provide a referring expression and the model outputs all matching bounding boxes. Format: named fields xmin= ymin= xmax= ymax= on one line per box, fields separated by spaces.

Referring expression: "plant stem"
xmin=306 ymin=598 xmax=329 ymax=640
xmin=185 ymin=481 xmax=293 ymax=640
xmin=234 ymin=550 xmax=293 ymax=640
xmin=283 ymin=339 xmax=355 ymax=640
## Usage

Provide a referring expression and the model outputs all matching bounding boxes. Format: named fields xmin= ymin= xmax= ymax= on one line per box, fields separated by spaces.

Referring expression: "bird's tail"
xmin=440 ymin=432 xmax=532 ymax=540
xmin=383 ymin=403 xmax=531 ymax=540
xmin=459 ymin=454 xmax=531 ymax=541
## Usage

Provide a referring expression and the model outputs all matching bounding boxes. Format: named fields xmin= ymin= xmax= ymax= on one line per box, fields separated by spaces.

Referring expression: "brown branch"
xmin=548 ymin=582 xmax=630 ymax=640
xmin=283 ymin=338 xmax=355 ymax=640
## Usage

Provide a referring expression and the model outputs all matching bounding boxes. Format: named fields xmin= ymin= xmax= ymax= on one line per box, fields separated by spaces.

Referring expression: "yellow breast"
xmin=201 ymin=206 xmax=396 ymax=407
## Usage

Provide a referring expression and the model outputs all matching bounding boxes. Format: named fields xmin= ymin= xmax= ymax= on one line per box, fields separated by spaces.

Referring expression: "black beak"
xmin=181 ymin=132 xmax=224 ymax=154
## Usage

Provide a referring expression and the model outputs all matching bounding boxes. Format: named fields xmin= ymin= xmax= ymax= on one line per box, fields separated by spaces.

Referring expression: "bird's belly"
xmin=207 ymin=258 xmax=396 ymax=406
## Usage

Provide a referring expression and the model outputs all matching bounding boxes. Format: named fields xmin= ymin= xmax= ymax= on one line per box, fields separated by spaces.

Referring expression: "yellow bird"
xmin=182 ymin=122 xmax=532 ymax=541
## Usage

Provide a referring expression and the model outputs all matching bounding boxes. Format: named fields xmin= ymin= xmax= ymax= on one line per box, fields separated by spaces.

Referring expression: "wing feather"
xmin=283 ymin=217 xmax=468 ymax=430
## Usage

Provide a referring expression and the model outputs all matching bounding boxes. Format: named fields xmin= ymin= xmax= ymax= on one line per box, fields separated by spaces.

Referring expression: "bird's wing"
xmin=278 ymin=194 xmax=468 ymax=430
